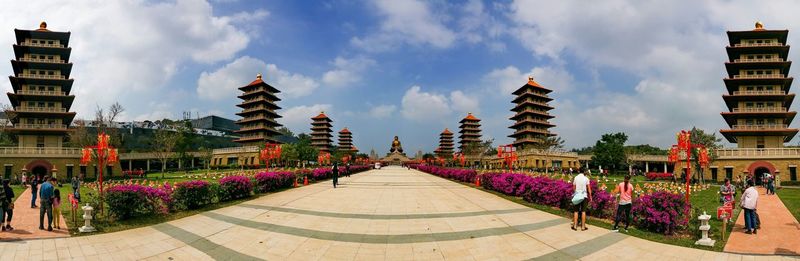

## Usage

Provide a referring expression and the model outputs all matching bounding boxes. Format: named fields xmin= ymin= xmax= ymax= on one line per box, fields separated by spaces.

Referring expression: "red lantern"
xmin=107 ymin=149 xmax=119 ymax=165
xmin=80 ymin=148 xmax=92 ymax=165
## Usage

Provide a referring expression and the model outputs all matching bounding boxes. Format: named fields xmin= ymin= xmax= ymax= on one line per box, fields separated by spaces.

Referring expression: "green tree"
xmin=689 ymin=127 xmax=722 ymax=184
xmin=295 ymin=133 xmax=319 ymax=166
xmin=152 ymin=128 xmax=180 ymax=178
xmin=591 ymin=132 xmax=628 ymax=172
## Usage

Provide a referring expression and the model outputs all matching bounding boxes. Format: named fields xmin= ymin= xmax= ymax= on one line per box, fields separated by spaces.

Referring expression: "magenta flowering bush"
xmin=218 ymin=175 xmax=253 ymax=201
xmin=312 ymin=168 xmax=332 ymax=180
xmin=632 ymin=191 xmax=691 ymax=235
xmin=413 ymin=165 xmax=477 ymax=183
xmin=645 ymin=172 xmax=674 ymax=181
xmin=105 ymin=184 xmax=172 ymax=220
xmin=173 ymin=180 xmax=213 ymax=210
xmin=523 ymin=176 xmax=574 ymax=208
xmin=587 ymin=180 xmax=614 ymax=218
xmin=254 ymin=171 xmax=296 ymax=193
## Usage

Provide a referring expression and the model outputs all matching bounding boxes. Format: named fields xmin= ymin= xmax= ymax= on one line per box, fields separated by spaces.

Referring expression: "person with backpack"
xmin=571 ymin=170 xmax=592 ymax=231
xmin=612 ymin=175 xmax=634 ymax=232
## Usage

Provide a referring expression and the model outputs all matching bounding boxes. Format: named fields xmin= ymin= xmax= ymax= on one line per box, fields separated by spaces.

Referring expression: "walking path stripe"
xmin=152 ymin=223 xmax=263 ymax=261
xmin=236 ymin=204 xmax=533 ymax=220
xmin=527 ymin=232 xmax=628 ymax=260
xmin=201 ymin=211 xmax=568 ymax=244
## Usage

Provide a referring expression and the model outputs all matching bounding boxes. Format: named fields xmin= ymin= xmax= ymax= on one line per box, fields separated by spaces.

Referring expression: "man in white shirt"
xmin=572 ymin=170 xmax=592 ymax=231
xmin=741 ymin=180 xmax=759 ymax=234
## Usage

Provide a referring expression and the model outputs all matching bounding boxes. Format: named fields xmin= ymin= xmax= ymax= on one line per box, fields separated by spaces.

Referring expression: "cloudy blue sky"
xmin=3 ymin=0 xmax=800 ymax=154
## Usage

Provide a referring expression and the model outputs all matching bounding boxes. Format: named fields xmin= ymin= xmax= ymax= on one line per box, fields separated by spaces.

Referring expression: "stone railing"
xmin=212 ymin=146 xmax=259 ymax=154
xmin=19 ymin=57 xmax=65 ymax=63
xmin=733 ymin=58 xmax=783 ymax=63
xmin=716 ymin=148 xmax=800 ymax=158
xmin=734 ymin=42 xmax=782 ymax=47
xmin=17 ymin=74 xmax=66 ymax=80
xmin=732 ymin=90 xmax=784 ymax=95
xmin=17 ymin=90 xmax=66 ymax=96
xmin=731 ymin=107 xmax=786 ymax=113
xmin=16 ymin=107 xmax=67 ymax=113
xmin=731 ymin=124 xmax=787 ymax=130
xmin=13 ymin=123 xmax=67 ymax=129
xmin=0 ymin=147 xmax=81 ymax=157
xmin=733 ymin=74 xmax=785 ymax=79
xmin=21 ymin=42 xmax=64 ymax=48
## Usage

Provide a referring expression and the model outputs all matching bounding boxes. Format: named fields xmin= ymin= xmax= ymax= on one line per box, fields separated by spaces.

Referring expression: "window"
xmin=4 ymin=165 xmax=11 ymax=180
xmin=47 ymin=102 xmax=54 ymax=107
xmin=746 ymin=86 xmax=754 ymax=91
xmin=47 ymin=40 xmax=53 ymax=45
xmin=725 ymin=168 xmax=733 ymax=180
xmin=47 ymin=71 xmax=54 ymax=76
xmin=47 ymin=86 xmax=54 ymax=91
xmin=26 ymin=119 xmax=34 ymax=124
xmin=47 ymin=55 xmax=53 ymax=60
xmin=711 ymin=168 xmax=717 ymax=181
xmin=791 ymin=167 xmax=797 ymax=181
xmin=36 ymin=136 xmax=45 ymax=147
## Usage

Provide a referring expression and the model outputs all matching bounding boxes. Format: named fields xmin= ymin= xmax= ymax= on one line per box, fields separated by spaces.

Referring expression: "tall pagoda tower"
xmin=310 ymin=112 xmax=333 ymax=153
xmin=338 ymin=128 xmax=355 ymax=154
xmin=6 ymin=21 xmax=76 ymax=148
xmin=458 ymin=113 xmax=482 ymax=153
xmin=509 ymin=76 xmax=556 ymax=149
xmin=720 ymin=21 xmax=798 ymax=148
xmin=234 ymin=73 xmax=283 ymax=146
xmin=435 ymin=128 xmax=454 ymax=157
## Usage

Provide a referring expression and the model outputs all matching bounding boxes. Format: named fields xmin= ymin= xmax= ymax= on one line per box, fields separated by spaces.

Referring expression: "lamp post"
xmin=259 ymin=143 xmax=282 ymax=171
xmin=668 ymin=130 xmax=709 ymax=203
xmin=497 ymin=144 xmax=517 ymax=171
xmin=80 ymin=132 xmax=118 ymax=216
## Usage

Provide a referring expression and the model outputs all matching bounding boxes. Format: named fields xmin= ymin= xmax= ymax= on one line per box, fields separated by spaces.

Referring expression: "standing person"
xmin=720 ymin=178 xmax=735 ymax=205
xmin=612 ymin=175 xmax=634 ymax=232
xmin=571 ymin=170 xmax=592 ymax=231
xmin=3 ymin=179 xmax=14 ymax=231
xmin=345 ymin=163 xmax=351 ymax=178
xmin=21 ymin=173 xmax=27 ymax=187
xmin=30 ymin=176 xmax=38 ymax=208
xmin=331 ymin=163 xmax=339 ymax=188
xmin=52 ymin=188 xmax=61 ymax=230
xmin=0 ymin=179 xmax=6 ymax=232
xmin=741 ymin=180 xmax=759 ymax=234
xmin=767 ymin=174 xmax=775 ymax=195
xmin=38 ymin=177 xmax=55 ymax=231
xmin=735 ymin=175 xmax=743 ymax=191
xmin=70 ymin=176 xmax=81 ymax=202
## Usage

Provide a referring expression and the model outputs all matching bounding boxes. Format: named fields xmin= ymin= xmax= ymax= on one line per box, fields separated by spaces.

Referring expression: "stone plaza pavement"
xmin=0 ymin=166 xmax=796 ymax=260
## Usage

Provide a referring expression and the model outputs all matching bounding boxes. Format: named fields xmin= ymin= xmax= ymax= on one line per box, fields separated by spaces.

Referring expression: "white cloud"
xmin=352 ymin=0 xmax=456 ymax=51
xmin=322 ymin=56 xmax=376 ymax=87
xmin=484 ymin=65 xmax=575 ymax=95
xmin=279 ymin=104 xmax=333 ymax=134
xmin=0 ymin=0 xmax=261 ymax=121
xmin=449 ymin=91 xmax=479 ymax=114
xmin=197 ymin=56 xmax=319 ymax=102
xmin=367 ymin=104 xmax=396 ymax=119
xmin=400 ymin=86 xmax=452 ymax=122
xmin=197 ymin=56 xmax=266 ymax=101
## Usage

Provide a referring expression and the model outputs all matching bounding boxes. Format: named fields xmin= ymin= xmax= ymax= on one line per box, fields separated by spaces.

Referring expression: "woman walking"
xmin=741 ymin=180 xmax=759 ymax=234
xmin=2 ymin=180 xmax=13 ymax=231
xmin=720 ymin=178 xmax=735 ymax=204
xmin=612 ymin=175 xmax=634 ymax=232
xmin=332 ymin=163 xmax=339 ymax=188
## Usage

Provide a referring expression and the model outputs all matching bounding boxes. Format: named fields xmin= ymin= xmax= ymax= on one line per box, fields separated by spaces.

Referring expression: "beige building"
xmin=707 ymin=22 xmax=799 ymax=184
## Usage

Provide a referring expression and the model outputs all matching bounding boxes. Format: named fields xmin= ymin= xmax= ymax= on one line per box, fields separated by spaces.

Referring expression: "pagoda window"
xmin=47 ymin=86 xmax=54 ymax=91
xmin=766 ymin=86 xmax=774 ymax=91
xmin=756 ymin=86 xmax=764 ymax=91
xmin=765 ymin=70 xmax=773 ymax=75
xmin=766 ymin=103 xmax=774 ymax=107
xmin=36 ymin=136 xmax=45 ymax=148
xmin=47 ymin=102 xmax=54 ymax=108
xmin=756 ymin=103 xmax=764 ymax=108
xmin=26 ymin=118 xmax=33 ymax=124
xmin=37 ymin=102 xmax=44 ymax=107
xmin=768 ymin=119 xmax=776 ymax=124
xmin=47 ymin=55 xmax=53 ymax=60
xmin=746 ymin=119 xmax=754 ymax=125
xmin=746 ymin=86 xmax=754 ymax=91
xmin=746 ymin=102 xmax=754 ymax=108
xmin=36 ymin=119 xmax=44 ymax=124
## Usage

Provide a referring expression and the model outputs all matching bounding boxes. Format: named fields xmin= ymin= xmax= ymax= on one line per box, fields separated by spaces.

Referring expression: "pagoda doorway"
xmin=754 ymin=167 xmax=770 ymax=186
xmin=31 ymin=166 xmax=48 ymax=180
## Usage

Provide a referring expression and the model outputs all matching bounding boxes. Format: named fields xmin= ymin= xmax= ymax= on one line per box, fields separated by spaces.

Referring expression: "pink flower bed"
xmin=218 ymin=175 xmax=253 ymax=201
xmin=632 ymin=191 xmax=691 ymax=234
xmin=645 ymin=172 xmax=674 ymax=181
xmin=254 ymin=171 xmax=296 ymax=193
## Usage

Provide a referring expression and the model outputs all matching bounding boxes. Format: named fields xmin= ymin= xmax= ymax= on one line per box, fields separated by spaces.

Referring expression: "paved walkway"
xmin=0 ymin=166 xmax=795 ymax=260
xmin=725 ymin=187 xmax=800 ymax=255
xmin=1 ymin=185 xmax=69 ymax=241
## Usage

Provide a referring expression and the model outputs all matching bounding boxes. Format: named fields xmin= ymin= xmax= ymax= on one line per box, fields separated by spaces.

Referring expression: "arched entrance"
xmin=753 ymin=167 xmax=770 ymax=186
xmin=747 ymin=161 xmax=776 ymax=186
xmin=25 ymin=159 xmax=53 ymax=180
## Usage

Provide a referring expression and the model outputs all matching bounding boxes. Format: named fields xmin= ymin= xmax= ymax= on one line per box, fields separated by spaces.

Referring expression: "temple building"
xmin=338 ymin=128 xmax=355 ymax=154
xmin=0 ymin=22 xmax=120 ymax=180
xmin=234 ymin=73 xmax=282 ymax=146
xmin=211 ymin=73 xmax=283 ymax=168
xmin=711 ymin=21 xmax=800 ymax=184
xmin=434 ymin=128 xmax=454 ymax=157
xmin=509 ymin=76 xmax=556 ymax=149
xmin=310 ymin=112 xmax=333 ymax=153
xmin=458 ymin=113 xmax=482 ymax=154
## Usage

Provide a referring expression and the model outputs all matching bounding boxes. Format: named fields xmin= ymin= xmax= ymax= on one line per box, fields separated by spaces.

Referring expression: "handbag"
xmin=571 ymin=191 xmax=587 ymax=205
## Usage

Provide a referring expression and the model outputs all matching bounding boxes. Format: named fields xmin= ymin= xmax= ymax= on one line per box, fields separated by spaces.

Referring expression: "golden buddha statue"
xmin=390 ymin=136 xmax=403 ymax=153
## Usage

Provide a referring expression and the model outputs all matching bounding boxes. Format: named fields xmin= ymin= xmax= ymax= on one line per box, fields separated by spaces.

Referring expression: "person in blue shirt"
xmin=38 ymin=177 xmax=55 ymax=231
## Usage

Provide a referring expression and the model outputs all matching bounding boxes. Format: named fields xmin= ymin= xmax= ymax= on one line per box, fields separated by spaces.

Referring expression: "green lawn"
xmin=777 ymin=188 xmax=800 ymax=222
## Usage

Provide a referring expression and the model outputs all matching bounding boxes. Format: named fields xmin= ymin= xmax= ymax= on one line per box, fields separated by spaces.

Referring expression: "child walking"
xmin=52 ymin=188 xmax=61 ymax=229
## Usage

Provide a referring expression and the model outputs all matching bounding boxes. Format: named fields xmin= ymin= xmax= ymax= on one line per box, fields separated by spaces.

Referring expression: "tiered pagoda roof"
xmin=458 ymin=113 xmax=482 ymax=153
xmin=720 ymin=22 xmax=798 ymax=145
xmin=434 ymin=128 xmax=454 ymax=157
xmin=338 ymin=127 xmax=356 ymax=154
xmin=310 ymin=112 xmax=333 ymax=153
xmin=6 ymin=22 xmax=76 ymax=144
xmin=509 ymin=76 xmax=557 ymax=148
xmin=234 ymin=73 xmax=283 ymax=146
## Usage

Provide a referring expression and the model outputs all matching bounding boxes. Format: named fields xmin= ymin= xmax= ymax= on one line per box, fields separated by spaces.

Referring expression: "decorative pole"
xmin=81 ymin=132 xmax=118 ymax=216
xmin=260 ymin=143 xmax=281 ymax=171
